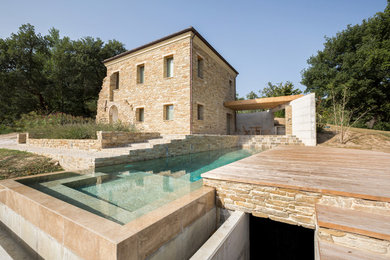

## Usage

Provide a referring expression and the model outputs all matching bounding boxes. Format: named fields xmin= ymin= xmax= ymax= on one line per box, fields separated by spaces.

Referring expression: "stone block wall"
xmin=238 ymin=135 xmax=303 ymax=149
xmin=17 ymin=133 xmax=27 ymax=144
xmin=202 ymin=179 xmax=390 ymax=230
xmin=21 ymin=131 xmax=161 ymax=151
xmin=191 ymin=39 xmax=237 ymax=135
xmin=97 ymin=131 xmax=160 ymax=148
xmin=112 ymin=135 xmax=241 ymax=164
xmin=285 ymin=105 xmax=292 ymax=135
xmin=96 ymin=32 xmax=192 ymax=134
xmin=27 ymin=138 xmax=101 ymax=151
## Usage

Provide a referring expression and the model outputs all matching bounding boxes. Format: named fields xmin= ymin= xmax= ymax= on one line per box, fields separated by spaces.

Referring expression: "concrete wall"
xmin=236 ymin=111 xmax=275 ymax=135
xmin=191 ymin=211 xmax=249 ymax=260
xmin=148 ymin=208 xmax=217 ymax=260
xmin=291 ymin=93 xmax=316 ymax=146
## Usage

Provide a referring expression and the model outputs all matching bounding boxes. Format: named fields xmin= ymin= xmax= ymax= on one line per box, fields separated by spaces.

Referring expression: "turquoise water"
xmin=19 ymin=148 xmax=260 ymax=224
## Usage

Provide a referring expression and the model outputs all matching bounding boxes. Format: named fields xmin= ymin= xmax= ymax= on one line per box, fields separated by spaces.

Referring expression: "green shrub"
xmin=14 ymin=112 xmax=136 ymax=139
xmin=29 ymin=122 xmax=136 ymax=139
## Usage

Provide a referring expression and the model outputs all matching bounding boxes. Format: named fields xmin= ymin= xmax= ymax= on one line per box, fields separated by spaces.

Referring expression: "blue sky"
xmin=1 ymin=0 xmax=387 ymax=97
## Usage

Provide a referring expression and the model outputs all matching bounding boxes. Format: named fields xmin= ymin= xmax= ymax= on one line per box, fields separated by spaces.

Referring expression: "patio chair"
xmin=242 ymin=126 xmax=251 ymax=135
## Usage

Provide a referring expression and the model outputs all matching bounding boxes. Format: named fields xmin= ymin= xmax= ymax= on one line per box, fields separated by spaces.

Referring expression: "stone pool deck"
xmin=202 ymin=146 xmax=390 ymax=259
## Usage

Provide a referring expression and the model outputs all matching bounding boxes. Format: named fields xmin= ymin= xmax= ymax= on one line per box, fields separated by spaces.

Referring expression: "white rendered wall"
xmin=291 ymin=93 xmax=316 ymax=146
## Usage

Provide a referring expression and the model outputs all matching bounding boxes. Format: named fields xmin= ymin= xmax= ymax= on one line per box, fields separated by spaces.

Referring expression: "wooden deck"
xmin=202 ymin=146 xmax=390 ymax=202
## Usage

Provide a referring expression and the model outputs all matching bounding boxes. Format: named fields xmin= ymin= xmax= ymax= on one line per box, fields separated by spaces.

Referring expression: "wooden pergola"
xmin=224 ymin=94 xmax=304 ymax=111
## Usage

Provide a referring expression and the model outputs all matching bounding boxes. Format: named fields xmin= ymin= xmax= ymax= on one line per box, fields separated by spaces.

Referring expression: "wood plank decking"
xmin=202 ymin=146 xmax=390 ymax=202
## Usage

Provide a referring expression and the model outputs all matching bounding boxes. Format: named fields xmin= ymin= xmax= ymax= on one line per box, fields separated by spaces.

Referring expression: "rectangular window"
xmin=114 ymin=72 xmax=119 ymax=89
xmin=164 ymin=105 xmax=174 ymax=120
xmin=136 ymin=108 xmax=144 ymax=122
xmin=137 ymin=64 xmax=145 ymax=84
xmin=197 ymin=56 xmax=203 ymax=78
xmin=165 ymin=56 xmax=174 ymax=77
xmin=229 ymin=79 xmax=232 ymax=89
xmin=197 ymin=104 xmax=204 ymax=120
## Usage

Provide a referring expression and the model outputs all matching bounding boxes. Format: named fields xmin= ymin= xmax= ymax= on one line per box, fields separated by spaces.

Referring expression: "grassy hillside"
xmin=318 ymin=125 xmax=390 ymax=153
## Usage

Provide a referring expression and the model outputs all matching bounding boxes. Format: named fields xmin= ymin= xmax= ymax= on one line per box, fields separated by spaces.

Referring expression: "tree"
xmin=301 ymin=2 xmax=390 ymax=130
xmin=0 ymin=24 xmax=126 ymax=124
xmin=261 ymin=81 xmax=302 ymax=98
xmin=246 ymin=91 xmax=259 ymax=100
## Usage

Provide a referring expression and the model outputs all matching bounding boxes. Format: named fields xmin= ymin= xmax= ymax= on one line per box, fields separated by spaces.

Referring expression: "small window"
xmin=197 ymin=56 xmax=203 ymax=78
xmin=229 ymin=79 xmax=233 ymax=89
xmin=165 ymin=56 xmax=174 ymax=77
xmin=136 ymin=108 xmax=144 ymax=122
xmin=164 ymin=105 xmax=174 ymax=120
xmin=114 ymin=72 xmax=119 ymax=89
xmin=137 ymin=64 xmax=145 ymax=84
xmin=197 ymin=104 xmax=204 ymax=120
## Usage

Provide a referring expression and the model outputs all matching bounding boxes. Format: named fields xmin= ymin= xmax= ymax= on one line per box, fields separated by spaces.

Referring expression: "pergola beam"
xmin=224 ymin=94 xmax=303 ymax=111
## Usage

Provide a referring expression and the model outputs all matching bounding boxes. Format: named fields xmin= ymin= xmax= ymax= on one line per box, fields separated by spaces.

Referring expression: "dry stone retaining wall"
xmin=202 ymin=179 xmax=390 ymax=229
xmin=19 ymin=131 xmax=161 ymax=151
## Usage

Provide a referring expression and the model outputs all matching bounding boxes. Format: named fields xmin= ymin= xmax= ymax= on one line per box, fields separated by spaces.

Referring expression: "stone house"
xmin=96 ymin=27 xmax=238 ymax=135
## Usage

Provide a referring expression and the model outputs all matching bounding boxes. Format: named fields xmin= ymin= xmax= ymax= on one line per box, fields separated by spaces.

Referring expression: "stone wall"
xmin=95 ymin=135 xmax=241 ymax=167
xmin=21 ymin=131 xmax=161 ymax=151
xmin=238 ymin=135 xmax=303 ymax=149
xmin=96 ymin=30 xmax=238 ymax=136
xmin=97 ymin=131 xmax=160 ymax=148
xmin=16 ymin=133 xmax=27 ymax=144
xmin=27 ymin=138 xmax=101 ymax=151
xmin=191 ymin=39 xmax=237 ymax=135
xmin=285 ymin=105 xmax=292 ymax=135
xmin=96 ymin=32 xmax=192 ymax=134
xmin=202 ymin=179 xmax=390 ymax=230
xmin=317 ymin=227 xmax=390 ymax=257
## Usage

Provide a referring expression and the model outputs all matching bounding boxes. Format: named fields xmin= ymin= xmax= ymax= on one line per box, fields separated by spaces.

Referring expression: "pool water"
xmin=19 ymin=148 xmax=260 ymax=224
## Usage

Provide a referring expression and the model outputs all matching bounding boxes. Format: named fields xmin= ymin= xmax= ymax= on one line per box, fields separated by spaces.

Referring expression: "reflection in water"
xmin=20 ymin=148 xmax=260 ymax=224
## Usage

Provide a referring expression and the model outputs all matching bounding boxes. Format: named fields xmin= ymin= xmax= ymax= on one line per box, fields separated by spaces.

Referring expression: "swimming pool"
xmin=19 ymin=148 xmax=260 ymax=224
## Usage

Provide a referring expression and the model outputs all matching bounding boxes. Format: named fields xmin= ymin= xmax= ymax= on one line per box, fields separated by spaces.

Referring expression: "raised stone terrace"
xmin=202 ymin=146 xmax=390 ymax=259
xmin=0 ymin=133 xmax=302 ymax=170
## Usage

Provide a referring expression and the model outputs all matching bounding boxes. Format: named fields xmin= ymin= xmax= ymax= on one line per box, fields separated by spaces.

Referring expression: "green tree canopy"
xmin=301 ymin=2 xmax=390 ymax=130
xmin=261 ymin=81 xmax=302 ymax=98
xmin=0 ymin=24 xmax=126 ymax=124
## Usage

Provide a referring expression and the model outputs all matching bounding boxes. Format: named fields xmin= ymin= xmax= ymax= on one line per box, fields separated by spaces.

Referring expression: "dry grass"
xmin=0 ymin=148 xmax=63 ymax=180
xmin=318 ymin=125 xmax=390 ymax=153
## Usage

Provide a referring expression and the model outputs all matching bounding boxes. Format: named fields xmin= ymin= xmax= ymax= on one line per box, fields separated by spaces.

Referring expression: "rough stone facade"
xmin=285 ymin=105 xmax=292 ymax=135
xmin=191 ymin=39 xmax=236 ymax=134
xmin=96 ymin=29 xmax=238 ymax=135
xmin=20 ymin=132 xmax=161 ymax=151
xmin=202 ymin=179 xmax=390 ymax=229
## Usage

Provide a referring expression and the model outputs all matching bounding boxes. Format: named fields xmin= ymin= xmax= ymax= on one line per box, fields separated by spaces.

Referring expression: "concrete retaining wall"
xmin=291 ymin=93 xmax=316 ymax=146
xmin=191 ymin=211 xmax=249 ymax=260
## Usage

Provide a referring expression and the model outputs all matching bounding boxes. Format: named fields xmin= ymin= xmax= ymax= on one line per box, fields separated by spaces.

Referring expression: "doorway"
xmin=226 ymin=113 xmax=232 ymax=135
xmin=109 ymin=105 xmax=118 ymax=124
xmin=250 ymin=215 xmax=314 ymax=260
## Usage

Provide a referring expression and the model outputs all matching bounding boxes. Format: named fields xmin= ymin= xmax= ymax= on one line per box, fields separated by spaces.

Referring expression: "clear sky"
xmin=1 ymin=0 xmax=387 ymax=97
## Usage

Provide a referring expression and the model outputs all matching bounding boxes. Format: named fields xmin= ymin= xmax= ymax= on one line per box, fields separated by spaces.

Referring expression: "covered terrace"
xmin=225 ymin=94 xmax=304 ymax=136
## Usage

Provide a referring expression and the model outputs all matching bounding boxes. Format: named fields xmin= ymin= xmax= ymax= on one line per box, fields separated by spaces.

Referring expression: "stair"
xmin=315 ymin=204 xmax=390 ymax=259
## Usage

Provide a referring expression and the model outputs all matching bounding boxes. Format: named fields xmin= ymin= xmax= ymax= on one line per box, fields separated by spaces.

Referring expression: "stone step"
xmin=318 ymin=239 xmax=389 ymax=260
xmin=0 ymin=222 xmax=36 ymax=260
xmin=316 ymin=204 xmax=390 ymax=241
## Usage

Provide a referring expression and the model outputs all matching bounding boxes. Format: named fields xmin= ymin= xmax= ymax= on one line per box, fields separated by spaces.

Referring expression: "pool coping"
xmin=0 ymin=170 xmax=215 ymax=259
